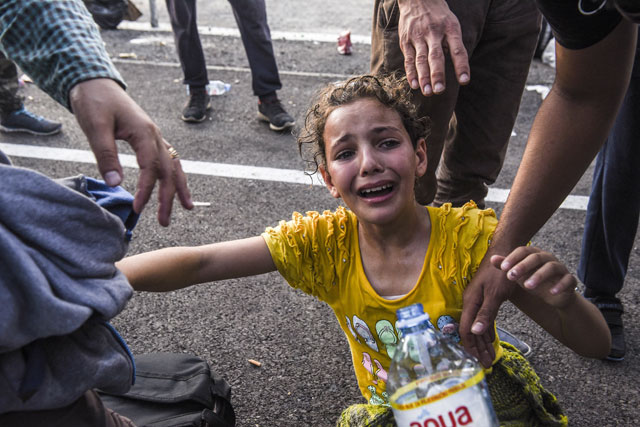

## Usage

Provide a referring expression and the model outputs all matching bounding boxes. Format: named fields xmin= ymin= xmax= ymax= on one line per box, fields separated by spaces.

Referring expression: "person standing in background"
xmin=0 ymin=53 xmax=62 ymax=136
xmin=166 ymin=0 xmax=295 ymax=132
xmin=371 ymin=0 xmax=541 ymax=208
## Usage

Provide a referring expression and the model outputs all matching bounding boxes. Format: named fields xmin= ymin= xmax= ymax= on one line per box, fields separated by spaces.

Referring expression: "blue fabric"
xmin=578 ymin=33 xmax=640 ymax=297
xmin=86 ymin=177 xmax=140 ymax=241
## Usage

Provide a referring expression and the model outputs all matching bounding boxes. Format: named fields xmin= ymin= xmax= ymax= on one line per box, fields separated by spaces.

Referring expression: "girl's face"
xmin=320 ymin=98 xmax=427 ymax=226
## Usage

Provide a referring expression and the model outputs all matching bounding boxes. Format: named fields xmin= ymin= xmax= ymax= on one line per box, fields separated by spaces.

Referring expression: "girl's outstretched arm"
xmin=491 ymin=247 xmax=611 ymax=359
xmin=117 ymin=236 xmax=277 ymax=292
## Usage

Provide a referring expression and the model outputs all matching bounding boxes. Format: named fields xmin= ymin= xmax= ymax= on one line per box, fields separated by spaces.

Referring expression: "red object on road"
xmin=337 ymin=30 xmax=352 ymax=55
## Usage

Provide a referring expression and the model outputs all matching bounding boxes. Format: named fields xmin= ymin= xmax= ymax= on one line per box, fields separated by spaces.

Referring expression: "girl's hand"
xmin=490 ymin=246 xmax=578 ymax=309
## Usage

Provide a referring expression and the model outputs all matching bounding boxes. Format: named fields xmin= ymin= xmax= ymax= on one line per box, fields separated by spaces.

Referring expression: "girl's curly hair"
xmin=296 ymin=73 xmax=431 ymax=175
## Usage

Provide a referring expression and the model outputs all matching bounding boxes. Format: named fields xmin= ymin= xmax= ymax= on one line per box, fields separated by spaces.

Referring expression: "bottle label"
xmin=390 ymin=370 xmax=495 ymax=426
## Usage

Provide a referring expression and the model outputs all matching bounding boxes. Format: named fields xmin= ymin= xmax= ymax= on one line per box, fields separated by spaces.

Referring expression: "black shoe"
xmin=181 ymin=89 xmax=211 ymax=123
xmin=257 ymin=96 xmax=295 ymax=131
xmin=0 ymin=108 xmax=62 ymax=136
xmin=586 ymin=295 xmax=625 ymax=362
xmin=497 ymin=327 xmax=532 ymax=357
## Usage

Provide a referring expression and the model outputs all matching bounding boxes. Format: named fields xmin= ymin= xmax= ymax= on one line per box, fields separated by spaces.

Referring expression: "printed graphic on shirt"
xmin=348 ymin=312 xmax=444 ymax=405
xmin=353 ymin=315 xmax=379 ymax=352
xmin=345 ymin=316 xmax=361 ymax=344
xmin=376 ymin=319 xmax=398 ymax=359
xmin=437 ymin=315 xmax=461 ymax=343
xmin=367 ymin=385 xmax=389 ymax=405
xmin=361 ymin=352 xmax=388 ymax=386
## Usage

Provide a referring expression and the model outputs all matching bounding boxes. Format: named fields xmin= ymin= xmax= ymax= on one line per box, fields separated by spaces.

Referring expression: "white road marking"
xmin=111 ymin=58 xmax=353 ymax=80
xmin=119 ymin=22 xmax=371 ymax=45
xmin=526 ymin=85 xmax=551 ymax=100
xmin=0 ymin=142 xmax=589 ymax=210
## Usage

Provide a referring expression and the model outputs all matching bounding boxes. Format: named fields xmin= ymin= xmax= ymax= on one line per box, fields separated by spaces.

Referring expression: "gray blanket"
xmin=0 ymin=162 xmax=134 ymax=413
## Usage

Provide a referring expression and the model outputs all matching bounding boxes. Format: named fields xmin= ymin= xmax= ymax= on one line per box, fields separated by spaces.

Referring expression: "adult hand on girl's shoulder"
xmin=490 ymin=246 xmax=579 ymax=309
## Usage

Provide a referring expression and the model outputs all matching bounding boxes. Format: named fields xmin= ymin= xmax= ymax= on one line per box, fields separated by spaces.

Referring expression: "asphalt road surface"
xmin=2 ymin=1 xmax=639 ymax=425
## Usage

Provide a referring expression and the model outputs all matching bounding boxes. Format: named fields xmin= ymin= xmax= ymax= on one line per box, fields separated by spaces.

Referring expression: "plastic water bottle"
xmin=207 ymin=80 xmax=231 ymax=96
xmin=185 ymin=81 xmax=231 ymax=96
xmin=387 ymin=303 xmax=499 ymax=427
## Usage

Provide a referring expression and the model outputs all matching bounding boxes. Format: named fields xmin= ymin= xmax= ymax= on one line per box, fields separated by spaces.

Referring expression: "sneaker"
xmin=0 ymin=108 xmax=62 ymax=136
xmin=257 ymin=96 xmax=295 ymax=131
xmin=181 ymin=89 xmax=211 ymax=123
xmin=586 ymin=295 xmax=625 ymax=362
xmin=497 ymin=326 xmax=532 ymax=358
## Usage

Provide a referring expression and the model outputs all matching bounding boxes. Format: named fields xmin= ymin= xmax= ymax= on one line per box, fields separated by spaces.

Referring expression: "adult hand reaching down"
xmin=397 ymin=0 xmax=470 ymax=95
xmin=459 ymin=251 xmax=517 ymax=368
xmin=69 ymin=78 xmax=193 ymax=226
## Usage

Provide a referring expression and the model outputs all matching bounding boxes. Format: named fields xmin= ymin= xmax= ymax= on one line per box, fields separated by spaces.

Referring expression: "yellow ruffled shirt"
xmin=262 ymin=203 xmax=502 ymax=404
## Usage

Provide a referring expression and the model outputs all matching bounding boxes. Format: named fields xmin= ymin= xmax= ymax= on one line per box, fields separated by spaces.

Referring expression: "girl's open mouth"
xmin=359 ymin=183 xmax=394 ymax=198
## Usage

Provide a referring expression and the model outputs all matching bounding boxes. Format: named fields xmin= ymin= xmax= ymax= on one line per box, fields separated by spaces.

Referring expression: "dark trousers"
xmin=0 ymin=51 xmax=23 ymax=118
xmin=165 ymin=0 xmax=282 ymax=97
xmin=578 ymin=34 xmax=640 ymax=298
xmin=371 ymin=0 xmax=540 ymax=206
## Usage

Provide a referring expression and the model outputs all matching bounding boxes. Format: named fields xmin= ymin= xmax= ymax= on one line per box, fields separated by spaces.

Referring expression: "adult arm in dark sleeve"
xmin=459 ymin=20 xmax=637 ymax=367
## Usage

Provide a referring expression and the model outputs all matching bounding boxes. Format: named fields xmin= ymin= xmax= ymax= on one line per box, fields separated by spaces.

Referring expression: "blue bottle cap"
xmin=396 ymin=303 xmax=431 ymax=333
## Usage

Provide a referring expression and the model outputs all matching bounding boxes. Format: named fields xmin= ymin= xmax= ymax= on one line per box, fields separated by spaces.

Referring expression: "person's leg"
xmin=166 ymin=0 xmax=208 ymax=87
xmin=370 ymin=0 xmax=489 ymax=205
xmin=227 ymin=0 xmax=281 ymax=97
xmin=0 ymin=52 xmax=23 ymax=117
xmin=578 ymin=36 xmax=640 ymax=361
xmin=227 ymin=0 xmax=293 ymax=131
xmin=434 ymin=0 xmax=541 ymax=208
xmin=579 ymin=124 xmax=640 ymax=297
xmin=0 ymin=52 xmax=62 ymax=135
xmin=165 ymin=0 xmax=210 ymax=122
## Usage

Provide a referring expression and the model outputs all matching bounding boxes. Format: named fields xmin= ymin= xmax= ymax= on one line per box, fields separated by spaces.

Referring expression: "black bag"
xmin=83 ymin=0 xmax=128 ymax=29
xmin=98 ymin=353 xmax=235 ymax=427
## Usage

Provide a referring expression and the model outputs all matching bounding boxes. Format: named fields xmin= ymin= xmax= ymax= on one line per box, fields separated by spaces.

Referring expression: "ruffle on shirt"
xmin=434 ymin=201 xmax=496 ymax=285
xmin=263 ymin=207 xmax=351 ymax=299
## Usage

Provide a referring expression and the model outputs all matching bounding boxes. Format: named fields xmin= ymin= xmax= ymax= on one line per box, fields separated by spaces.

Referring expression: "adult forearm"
xmin=491 ymin=22 xmax=637 ymax=255
xmin=492 ymin=91 xmax=615 ymax=251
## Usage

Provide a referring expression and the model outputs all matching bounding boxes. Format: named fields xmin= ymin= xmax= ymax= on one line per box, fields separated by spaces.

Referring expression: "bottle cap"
xmin=396 ymin=303 xmax=431 ymax=333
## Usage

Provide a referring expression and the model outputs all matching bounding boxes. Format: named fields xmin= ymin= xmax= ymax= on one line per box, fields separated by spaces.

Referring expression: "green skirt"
xmin=336 ymin=342 xmax=568 ymax=427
